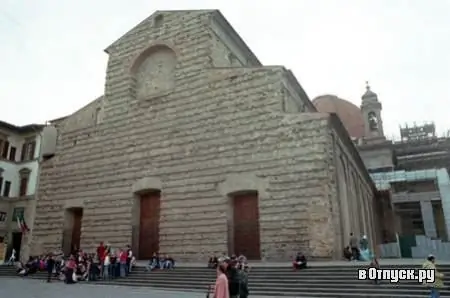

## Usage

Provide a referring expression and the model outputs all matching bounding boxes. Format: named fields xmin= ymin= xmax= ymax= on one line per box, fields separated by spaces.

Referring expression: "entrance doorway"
xmin=62 ymin=208 xmax=83 ymax=255
xmin=232 ymin=191 xmax=261 ymax=260
xmin=139 ymin=191 xmax=161 ymax=259
xmin=5 ymin=232 xmax=22 ymax=261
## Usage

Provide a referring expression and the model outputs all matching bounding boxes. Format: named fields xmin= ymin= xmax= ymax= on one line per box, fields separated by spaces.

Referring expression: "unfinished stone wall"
xmin=325 ymin=118 xmax=377 ymax=255
xmin=32 ymin=10 xmax=351 ymax=260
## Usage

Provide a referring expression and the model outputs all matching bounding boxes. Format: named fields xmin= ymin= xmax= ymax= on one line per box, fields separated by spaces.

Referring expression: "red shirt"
xmin=97 ymin=245 xmax=106 ymax=261
xmin=66 ymin=260 xmax=76 ymax=269
xmin=119 ymin=252 xmax=127 ymax=263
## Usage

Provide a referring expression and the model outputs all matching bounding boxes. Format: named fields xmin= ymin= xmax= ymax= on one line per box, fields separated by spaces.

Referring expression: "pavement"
xmin=0 ymin=278 xmax=294 ymax=298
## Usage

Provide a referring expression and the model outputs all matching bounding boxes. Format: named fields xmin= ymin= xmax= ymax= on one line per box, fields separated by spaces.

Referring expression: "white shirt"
xmin=128 ymin=250 xmax=133 ymax=258
xmin=104 ymin=255 xmax=110 ymax=266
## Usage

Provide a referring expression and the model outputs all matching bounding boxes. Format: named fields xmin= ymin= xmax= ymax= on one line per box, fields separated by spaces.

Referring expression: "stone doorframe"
xmin=130 ymin=176 xmax=162 ymax=259
xmin=217 ymin=173 xmax=269 ymax=258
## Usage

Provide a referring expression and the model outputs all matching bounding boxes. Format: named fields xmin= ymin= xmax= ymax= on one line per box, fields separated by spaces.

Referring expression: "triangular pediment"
xmin=104 ymin=9 xmax=261 ymax=66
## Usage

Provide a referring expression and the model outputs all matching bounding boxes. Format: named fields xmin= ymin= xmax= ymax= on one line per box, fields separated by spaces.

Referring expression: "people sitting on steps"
xmin=292 ymin=252 xmax=307 ymax=270
xmin=347 ymin=233 xmax=373 ymax=261
xmin=145 ymin=252 xmax=175 ymax=271
xmin=343 ymin=246 xmax=352 ymax=261
xmin=349 ymin=232 xmax=360 ymax=260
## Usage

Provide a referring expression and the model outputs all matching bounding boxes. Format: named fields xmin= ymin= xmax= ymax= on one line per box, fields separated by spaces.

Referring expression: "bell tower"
xmin=360 ymin=82 xmax=384 ymax=139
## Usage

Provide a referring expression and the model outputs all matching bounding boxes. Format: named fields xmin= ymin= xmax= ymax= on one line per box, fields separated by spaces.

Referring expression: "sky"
xmin=1 ymin=0 xmax=450 ymax=139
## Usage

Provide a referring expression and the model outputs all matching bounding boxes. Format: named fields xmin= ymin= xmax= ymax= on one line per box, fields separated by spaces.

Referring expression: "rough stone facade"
xmin=31 ymin=10 xmax=376 ymax=261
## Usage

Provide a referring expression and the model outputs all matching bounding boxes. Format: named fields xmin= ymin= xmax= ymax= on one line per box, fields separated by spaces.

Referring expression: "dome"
xmin=312 ymin=95 xmax=365 ymax=139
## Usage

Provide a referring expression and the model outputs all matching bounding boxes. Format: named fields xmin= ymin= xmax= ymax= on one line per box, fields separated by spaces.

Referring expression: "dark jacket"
xmin=239 ymin=270 xmax=249 ymax=298
xmin=46 ymin=259 xmax=55 ymax=273
xmin=227 ymin=267 xmax=240 ymax=296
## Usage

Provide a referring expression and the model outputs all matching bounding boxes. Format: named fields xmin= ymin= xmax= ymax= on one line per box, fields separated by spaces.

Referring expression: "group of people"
xmin=208 ymin=253 xmax=248 ymax=270
xmin=343 ymin=233 xmax=372 ymax=261
xmin=95 ymin=242 xmax=135 ymax=280
xmin=145 ymin=252 xmax=175 ymax=271
xmin=6 ymin=239 xmax=446 ymax=298
xmin=210 ymin=255 xmax=250 ymax=298
xmin=10 ymin=242 xmax=136 ymax=284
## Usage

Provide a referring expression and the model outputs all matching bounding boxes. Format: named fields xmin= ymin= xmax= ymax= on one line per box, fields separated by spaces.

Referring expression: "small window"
xmin=9 ymin=147 xmax=16 ymax=161
xmin=21 ymin=141 xmax=36 ymax=161
xmin=1 ymin=141 xmax=9 ymax=159
xmin=12 ymin=208 xmax=24 ymax=222
xmin=3 ymin=181 xmax=11 ymax=197
xmin=0 ymin=211 xmax=6 ymax=222
xmin=0 ymin=177 xmax=3 ymax=194
xmin=19 ymin=177 xmax=28 ymax=196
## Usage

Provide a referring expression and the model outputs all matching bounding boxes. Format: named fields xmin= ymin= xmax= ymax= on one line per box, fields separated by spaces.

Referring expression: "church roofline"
xmin=49 ymin=95 xmax=104 ymax=126
xmin=210 ymin=10 xmax=261 ymax=66
xmin=284 ymin=69 xmax=317 ymax=112
xmin=328 ymin=113 xmax=378 ymax=193
xmin=104 ymin=10 xmax=262 ymax=67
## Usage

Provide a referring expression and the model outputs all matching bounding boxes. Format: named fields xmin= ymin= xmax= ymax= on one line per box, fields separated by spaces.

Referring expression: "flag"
xmin=17 ymin=216 xmax=30 ymax=234
xmin=16 ymin=217 xmax=21 ymax=231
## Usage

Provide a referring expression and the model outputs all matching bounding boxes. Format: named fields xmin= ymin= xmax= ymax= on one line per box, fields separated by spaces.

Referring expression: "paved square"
xmin=0 ymin=278 xmax=204 ymax=298
xmin=0 ymin=277 xmax=289 ymax=298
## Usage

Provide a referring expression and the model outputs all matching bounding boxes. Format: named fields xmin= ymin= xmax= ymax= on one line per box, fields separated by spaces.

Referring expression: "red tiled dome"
xmin=312 ymin=95 xmax=365 ymax=139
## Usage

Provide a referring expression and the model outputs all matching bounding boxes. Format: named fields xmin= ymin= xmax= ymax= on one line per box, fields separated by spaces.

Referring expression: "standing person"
xmin=119 ymin=249 xmax=127 ymax=277
xmin=360 ymin=235 xmax=369 ymax=250
xmin=224 ymin=259 xmax=240 ymax=298
xmin=212 ymin=262 xmax=229 ymax=298
xmin=96 ymin=242 xmax=106 ymax=276
xmin=239 ymin=264 xmax=250 ymax=298
xmin=46 ymin=254 xmax=55 ymax=283
xmin=7 ymin=248 xmax=16 ymax=265
xmin=349 ymin=233 xmax=359 ymax=261
xmin=423 ymin=254 xmax=444 ymax=298
xmin=126 ymin=245 xmax=132 ymax=275
xmin=103 ymin=253 xmax=111 ymax=280
xmin=65 ymin=255 xmax=76 ymax=284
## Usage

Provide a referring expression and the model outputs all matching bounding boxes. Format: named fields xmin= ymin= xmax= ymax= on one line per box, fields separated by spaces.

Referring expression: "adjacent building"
xmin=0 ymin=121 xmax=44 ymax=261
xmin=313 ymin=83 xmax=450 ymax=258
xmin=30 ymin=10 xmax=378 ymax=261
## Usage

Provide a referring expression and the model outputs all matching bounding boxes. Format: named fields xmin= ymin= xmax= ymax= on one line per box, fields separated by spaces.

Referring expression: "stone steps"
xmin=1 ymin=264 xmax=450 ymax=297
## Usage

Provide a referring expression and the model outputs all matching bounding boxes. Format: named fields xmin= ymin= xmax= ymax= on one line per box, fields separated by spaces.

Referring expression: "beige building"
xmin=30 ymin=10 xmax=378 ymax=261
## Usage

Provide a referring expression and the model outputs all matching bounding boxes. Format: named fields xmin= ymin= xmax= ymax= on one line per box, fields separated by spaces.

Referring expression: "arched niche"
xmin=130 ymin=43 xmax=177 ymax=100
xmin=367 ymin=111 xmax=378 ymax=131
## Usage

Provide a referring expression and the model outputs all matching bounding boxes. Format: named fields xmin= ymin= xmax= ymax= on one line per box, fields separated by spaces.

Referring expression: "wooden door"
xmin=139 ymin=192 xmax=161 ymax=259
xmin=233 ymin=192 xmax=261 ymax=260
xmin=71 ymin=210 xmax=82 ymax=252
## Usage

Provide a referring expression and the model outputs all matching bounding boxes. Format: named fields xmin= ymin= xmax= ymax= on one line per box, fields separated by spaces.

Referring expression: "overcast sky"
xmin=1 ymin=0 xmax=449 ymax=138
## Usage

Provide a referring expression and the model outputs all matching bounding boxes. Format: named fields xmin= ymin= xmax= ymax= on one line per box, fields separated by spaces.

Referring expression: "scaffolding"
xmin=371 ymin=168 xmax=450 ymax=240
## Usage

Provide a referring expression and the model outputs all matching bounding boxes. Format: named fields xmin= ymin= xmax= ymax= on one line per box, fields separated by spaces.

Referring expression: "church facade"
xmin=30 ymin=10 xmax=377 ymax=261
